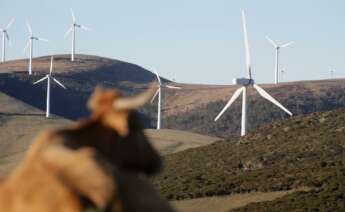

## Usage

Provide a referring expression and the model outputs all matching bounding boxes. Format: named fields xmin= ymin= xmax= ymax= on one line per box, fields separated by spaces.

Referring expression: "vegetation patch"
xmin=152 ymin=108 xmax=345 ymax=210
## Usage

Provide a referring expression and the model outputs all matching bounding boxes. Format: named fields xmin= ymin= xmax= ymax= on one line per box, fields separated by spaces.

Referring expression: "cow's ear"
xmin=88 ymin=86 xmax=105 ymax=111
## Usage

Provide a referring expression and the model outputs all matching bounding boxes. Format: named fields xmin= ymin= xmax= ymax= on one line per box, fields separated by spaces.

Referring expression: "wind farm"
xmin=0 ymin=1 xmax=345 ymax=212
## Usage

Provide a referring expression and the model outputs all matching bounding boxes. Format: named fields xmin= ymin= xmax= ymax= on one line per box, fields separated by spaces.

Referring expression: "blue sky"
xmin=1 ymin=0 xmax=344 ymax=84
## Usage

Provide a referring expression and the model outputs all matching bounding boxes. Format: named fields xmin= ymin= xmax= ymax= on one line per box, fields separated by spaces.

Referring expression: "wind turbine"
xmin=280 ymin=68 xmax=286 ymax=82
xmin=24 ymin=22 xmax=48 ymax=75
xmin=151 ymin=72 xmax=181 ymax=129
xmin=34 ymin=56 xmax=66 ymax=118
xmin=266 ymin=36 xmax=293 ymax=84
xmin=1 ymin=18 xmax=15 ymax=62
xmin=65 ymin=9 xmax=91 ymax=62
xmin=330 ymin=69 xmax=334 ymax=79
xmin=214 ymin=10 xmax=293 ymax=137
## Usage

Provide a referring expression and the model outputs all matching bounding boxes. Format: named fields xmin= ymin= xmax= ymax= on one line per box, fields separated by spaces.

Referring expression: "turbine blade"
xmin=53 ymin=77 xmax=67 ymax=89
xmin=165 ymin=85 xmax=182 ymax=89
xmin=26 ymin=21 xmax=32 ymax=35
xmin=49 ymin=56 xmax=54 ymax=74
xmin=265 ymin=36 xmax=277 ymax=47
xmin=80 ymin=25 xmax=91 ymax=31
xmin=5 ymin=32 xmax=12 ymax=47
xmin=253 ymin=84 xmax=293 ymax=116
xmin=214 ymin=87 xmax=244 ymax=121
xmin=33 ymin=75 xmax=48 ymax=84
xmin=70 ymin=8 xmax=76 ymax=23
xmin=150 ymin=88 xmax=160 ymax=104
xmin=64 ymin=26 xmax=73 ymax=38
xmin=242 ymin=10 xmax=252 ymax=79
xmin=23 ymin=40 xmax=30 ymax=53
xmin=6 ymin=18 xmax=15 ymax=29
xmin=37 ymin=37 xmax=48 ymax=42
xmin=281 ymin=41 xmax=294 ymax=48
xmin=5 ymin=32 xmax=9 ymax=41
xmin=154 ymin=71 xmax=161 ymax=84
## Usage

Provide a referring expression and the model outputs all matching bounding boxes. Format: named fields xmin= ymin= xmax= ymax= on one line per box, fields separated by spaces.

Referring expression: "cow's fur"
xmin=0 ymin=86 xmax=169 ymax=212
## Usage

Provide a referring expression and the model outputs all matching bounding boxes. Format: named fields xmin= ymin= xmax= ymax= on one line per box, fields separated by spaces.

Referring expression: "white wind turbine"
xmin=330 ymin=69 xmax=334 ymax=79
xmin=24 ymin=22 xmax=48 ymax=75
xmin=1 ymin=18 xmax=15 ymax=62
xmin=34 ymin=56 xmax=66 ymax=118
xmin=151 ymin=72 xmax=181 ymax=130
xmin=214 ymin=10 xmax=293 ymax=137
xmin=65 ymin=9 xmax=91 ymax=62
xmin=280 ymin=68 xmax=286 ymax=82
xmin=266 ymin=36 xmax=293 ymax=84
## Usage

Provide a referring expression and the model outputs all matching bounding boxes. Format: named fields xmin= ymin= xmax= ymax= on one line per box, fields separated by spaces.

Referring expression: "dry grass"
xmin=172 ymin=187 xmax=311 ymax=212
xmin=145 ymin=129 xmax=219 ymax=155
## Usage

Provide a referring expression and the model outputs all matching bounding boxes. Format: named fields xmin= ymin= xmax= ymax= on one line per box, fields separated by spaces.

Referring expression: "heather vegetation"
xmin=152 ymin=108 xmax=345 ymax=210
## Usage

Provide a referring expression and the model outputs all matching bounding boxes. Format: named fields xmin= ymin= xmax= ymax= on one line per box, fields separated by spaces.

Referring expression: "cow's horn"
xmin=114 ymin=83 xmax=158 ymax=110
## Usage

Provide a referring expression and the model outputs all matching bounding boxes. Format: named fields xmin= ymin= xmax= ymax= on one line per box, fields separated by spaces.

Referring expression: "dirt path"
xmin=172 ymin=187 xmax=311 ymax=212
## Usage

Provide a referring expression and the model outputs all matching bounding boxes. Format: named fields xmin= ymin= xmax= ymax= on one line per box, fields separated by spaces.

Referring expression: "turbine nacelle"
xmin=233 ymin=78 xmax=254 ymax=86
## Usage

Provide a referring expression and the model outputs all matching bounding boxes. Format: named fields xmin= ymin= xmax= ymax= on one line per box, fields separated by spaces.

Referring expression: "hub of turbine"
xmin=233 ymin=78 xmax=254 ymax=86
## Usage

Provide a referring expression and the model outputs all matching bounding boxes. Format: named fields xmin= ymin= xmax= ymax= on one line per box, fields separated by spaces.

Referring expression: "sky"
xmin=1 ymin=0 xmax=345 ymax=84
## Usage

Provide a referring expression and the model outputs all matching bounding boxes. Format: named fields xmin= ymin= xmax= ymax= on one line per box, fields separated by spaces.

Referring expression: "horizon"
xmin=1 ymin=0 xmax=344 ymax=84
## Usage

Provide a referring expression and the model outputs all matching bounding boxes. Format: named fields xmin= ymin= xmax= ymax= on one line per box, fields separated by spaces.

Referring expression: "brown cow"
xmin=0 ymin=84 xmax=172 ymax=212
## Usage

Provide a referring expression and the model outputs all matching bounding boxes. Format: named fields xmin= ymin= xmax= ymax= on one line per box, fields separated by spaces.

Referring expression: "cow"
xmin=0 ymin=84 xmax=173 ymax=212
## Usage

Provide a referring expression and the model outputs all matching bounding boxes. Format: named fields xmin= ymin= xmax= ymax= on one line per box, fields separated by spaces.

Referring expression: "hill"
xmin=1 ymin=55 xmax=345 ymax=138
xmin=0 ymin=54 xmax=169 ymax=122
xmin=0 ymin=91 xmax=217 ymax=175
xmin=152 ymin=107 xmax=345 ymax=211
xmin=0 ymin=91 xmax=71 ymax=175
xmin=163 ymin=79 xmax=345 ymax=137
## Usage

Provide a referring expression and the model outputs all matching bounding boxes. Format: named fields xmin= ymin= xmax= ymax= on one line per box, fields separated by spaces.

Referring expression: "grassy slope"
xmin=0 ymin=92 xmax=71 ymax=175
xmin=0 ymin=91 xmax=218 ymax=175
xmin=145 ymin=129 xmax=219 ymax=155
xmin=152 ymin=108 xmax=345 ymax=210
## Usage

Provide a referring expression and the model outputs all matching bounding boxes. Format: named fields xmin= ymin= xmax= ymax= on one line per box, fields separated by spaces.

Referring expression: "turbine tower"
xmin=214 ymin=10 xmax=293 ymax=137
xmin=0 ymin=18 xmax=15 ymax=62
xmin=330 ymin=69 xmax=334 ymax=79
xmin=151 ymin=72 xmax=181 ymax=130
xmin=280 ymin=68 xmax=286 ymax=82
xmin=34 ymin=56 xmax=66 ymax=118
xmin=266 ymin=36 xmax=293 ymax=84
xmin=24 ymin=22 xmax=48 ymax=75
xmin=65 ymin=9 xmax=91 ymax=62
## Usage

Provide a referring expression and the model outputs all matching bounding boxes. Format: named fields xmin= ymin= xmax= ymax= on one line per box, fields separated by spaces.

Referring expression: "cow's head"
xmin=87 ymin=84 xmax=161 ymax=175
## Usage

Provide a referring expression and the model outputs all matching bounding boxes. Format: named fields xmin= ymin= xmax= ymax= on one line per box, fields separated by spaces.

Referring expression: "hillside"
xmin=145 ymin=129 xmax=219 ymax=155
xmin=152 ymin=107 xmax=345 ymax=211
xmin=1 ymin=55 xmax=345 ymax=138
xmin=164 ymin=79 xmax=345 ymax=137
xmin=0 ymin=54 xmax=168 ymax=122
xmin=0 ymin=91 xmax=217 ymax=175
xmin=0 ymin=92 xmax=71 ymax=175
